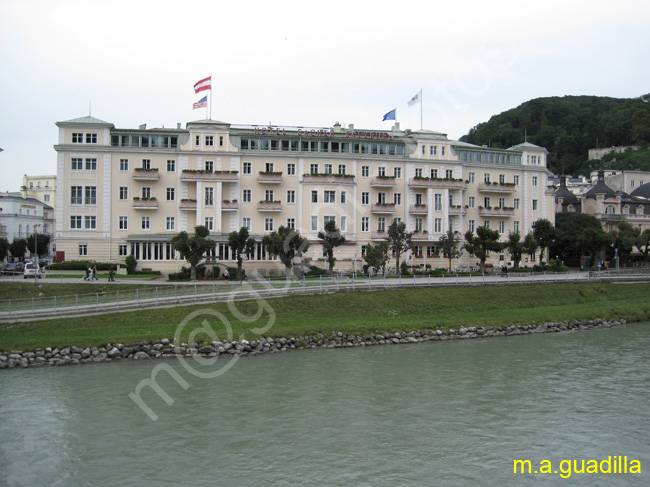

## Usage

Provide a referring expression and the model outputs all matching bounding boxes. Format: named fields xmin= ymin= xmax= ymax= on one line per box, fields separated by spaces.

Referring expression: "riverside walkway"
xmin=1 ymin=270 xmax=649 ymax=323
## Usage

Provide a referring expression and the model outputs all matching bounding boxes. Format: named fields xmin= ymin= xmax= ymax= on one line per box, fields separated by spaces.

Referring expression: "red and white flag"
xmin=193 ymin=76 xmax=212 ymax=94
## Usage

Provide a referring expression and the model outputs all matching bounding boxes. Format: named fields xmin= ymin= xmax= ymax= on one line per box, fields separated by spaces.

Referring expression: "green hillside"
xmin=460 ymin=94 xmax=650 ymax=176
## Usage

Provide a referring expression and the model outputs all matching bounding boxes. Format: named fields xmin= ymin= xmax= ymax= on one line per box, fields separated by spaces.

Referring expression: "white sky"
xmin=1 ymin=0 xmax=649 ymax=192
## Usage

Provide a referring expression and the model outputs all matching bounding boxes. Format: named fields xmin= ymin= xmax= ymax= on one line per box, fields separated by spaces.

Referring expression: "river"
xmin=1 ymin=323 xmax=649 ymax=486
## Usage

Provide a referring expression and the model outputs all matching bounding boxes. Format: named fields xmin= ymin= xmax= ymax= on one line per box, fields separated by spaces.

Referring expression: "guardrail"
xmin=2 ymin=270 xmax=650 ymax=322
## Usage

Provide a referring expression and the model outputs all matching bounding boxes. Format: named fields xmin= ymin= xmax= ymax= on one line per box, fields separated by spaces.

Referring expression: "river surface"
xmin=1 ymin=323 xmax=649 ymax=486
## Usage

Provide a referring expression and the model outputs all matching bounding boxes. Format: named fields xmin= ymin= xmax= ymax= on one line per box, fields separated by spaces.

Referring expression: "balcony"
xmin=371 ymin=176 xmax=397 ymax=187
xmin=221 ymin=200 xmax=239 ymax=211
xmin=371 ymin=231 xmax=388 ymax=240
xmin=478 ymin=182 xmax=517 ymax=193
xmin=449 ymin=206 xmax=467 ymax=215
xmin=133 ymin=198 xmax=158 ymax=209
xmin=371 ymin=203 xmax=396 ymax=214
xmin=133 ymin=168 xmax=160 ymax=180
xmin=409 ymin=177 xmax=466 ymax=189
xmin=258 ymin=172 xmax=283 ymax=183
xmin=411 ymin=232 xmax=430 ymax=241
xmin=258 ymin=201 xmax=282 ymax=211
xmin=302 ymin=174 xmax=355 ymax=185
xmin=478 ymin=207 xmax=515 ymax=217
xmin=409 ymin=204 xmax=428 ymax=214
xmin=180 ymin=170 xmax=239 ymax=182
xmin=180 ymin=199 xmax=197 ymax=211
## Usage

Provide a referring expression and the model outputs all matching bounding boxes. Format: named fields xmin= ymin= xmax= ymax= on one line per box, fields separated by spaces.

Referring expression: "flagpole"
xmin=420 ymin=89 xmax=423 ymax=131
xmin=209 ymin=72 xmax=213 ymax=120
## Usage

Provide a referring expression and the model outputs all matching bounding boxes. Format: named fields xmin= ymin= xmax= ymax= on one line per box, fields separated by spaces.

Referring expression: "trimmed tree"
xmin=171 ymin=225 xmax=215 ymax=281
xmin=523 ymin=233 xmax=539 ymax=264
xmin=262 ymin=225 xmax=310 ymax=278
xmin=0 ymin=237 xmax=9 ymax=262
xmin=9 ymin=239 xmax=27 ymax=260
xmin=505 ymin=232 xmax=524 ymax=269
xmin=438 ymin=230 xmax=462 ymax=273
xmin=532 ymin=218 xmax=556 ymax=264
xmin=25 ymin=233 xmax=51 ymax=257
xmin=636 ymin=228 xmax=650 ymax=262
xmin=386 ymin=220 xmax=413 ymax=275
xmin=464 ymin=226 xmax=502 ymax=274
xmin=228 ymin=226 xmax=256 ymax=281
xmin=364 ymin=242 xmax=390 ymax=275
xmin=318 ymin=220 xmax=346 ymax=275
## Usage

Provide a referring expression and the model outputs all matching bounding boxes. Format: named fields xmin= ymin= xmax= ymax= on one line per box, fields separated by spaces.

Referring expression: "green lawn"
xmin=1 ymin=282 xmax=649 ymax=352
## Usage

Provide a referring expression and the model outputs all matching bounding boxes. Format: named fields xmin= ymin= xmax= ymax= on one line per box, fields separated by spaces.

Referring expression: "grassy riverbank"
xmin=1 ymin=282 xmax=649 ymax=352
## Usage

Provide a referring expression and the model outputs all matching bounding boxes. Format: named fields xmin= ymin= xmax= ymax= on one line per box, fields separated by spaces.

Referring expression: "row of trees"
xmin=0 ymin=234 xmax=52 ymax=261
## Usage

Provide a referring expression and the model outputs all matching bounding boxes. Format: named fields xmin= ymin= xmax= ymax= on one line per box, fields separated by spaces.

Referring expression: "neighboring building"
xmin=588 ymin=145 xmax=640 ymax=161
xmin=21 ymin=174 xmax=57 ymax=212
xmin=0 ymin=193 xmax=54 ymax=257
xmin=54 ymin=116 xmax=555 ymax=273
xmin=595 ymin=170 xmax=650 ymax=194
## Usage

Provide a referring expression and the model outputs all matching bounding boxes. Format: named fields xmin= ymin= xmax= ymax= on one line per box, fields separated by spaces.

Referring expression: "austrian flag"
xmin=193 ymin=76 xmax=212 ymax=93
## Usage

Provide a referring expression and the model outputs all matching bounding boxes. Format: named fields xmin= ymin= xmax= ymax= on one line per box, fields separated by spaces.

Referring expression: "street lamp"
xmin=33 ymin=224 xmax=40 ymax=282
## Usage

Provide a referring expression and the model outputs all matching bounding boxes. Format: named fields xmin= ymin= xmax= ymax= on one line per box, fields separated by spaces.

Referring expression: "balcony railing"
xmin=371 ymin=231 xmax=388 ymax=240
xmin=179 ymin=200 xmax=197 ymax=210
xmin=371 ymin=203 xmax=396 ymax=213
xmin=258 ymin=172 xmax=283 ymax=183
xmin=257 ymin=201 xmax=282 ymax=211
xmin=478 ymin=182 xmax=517 ymax=193
xmin=371 ymin=176 xmax=397 ymax=187
xmin=411 ymin=232 xmax=430 ymax=241
xmin=449 ymin=206 xmax=467 ymax=215
xmin=133 ymin=168 xmax=160 ymax=180
xmin=409 ymin=204 xmax=428 ymax=214
xmin=302 ymin=174 xmax=355 ymax=184
xmin=478 ymin=207 xmax=515 ymax=217
xmin=409 ymin=177 xmax=466 ymax=189
xmin=180 ymin=170 xmax=239 ymax=182
xmin=133 ymin=198 xmax=158 ymax=209
xmin=221 ymin=200 xmax=239 ymax=211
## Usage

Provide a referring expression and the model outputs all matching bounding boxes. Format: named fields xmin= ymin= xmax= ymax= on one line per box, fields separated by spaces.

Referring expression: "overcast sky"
xmin=1 ymin=0 xmax=648 ymax=192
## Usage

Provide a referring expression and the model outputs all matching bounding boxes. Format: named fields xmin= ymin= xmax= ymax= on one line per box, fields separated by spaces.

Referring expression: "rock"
xmin=107 ymin=347 xmax=121 ymax=358
xmin=133 ymin=351 xmax=150 ymax=360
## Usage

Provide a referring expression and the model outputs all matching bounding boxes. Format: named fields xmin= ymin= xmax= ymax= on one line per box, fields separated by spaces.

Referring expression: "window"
xmin=205 ymin=187 xmax=214 ymax=206
xmin=362 ymin=192 xmax=369 ymax=205
xmin=498 ymin=197 xmax=506 ymax=208
xmin=340 ymin=191 xmax=347 ymax=204
xmin=394 ymin=167 xmax=401 ymax=178
xmin=243 ymin=162 xmax=252 ymax=174
xmin=323 ymin=216 xmax=336 ymax=228
xmin=142 ymin=187 xmax=151 ymax=199
xmin=340 ymin=216 xmax=347 ymax=232
xmin=532 ymin=199 xmax=538 ymax=211
xmin=378 ymin=167 xmax=386 ymax=177
xmin=484 ymin=173 xmax=491 ymax=183
xmin=195 ymin=135 xmax=200 ymax=146
xmin=44 ymin=194 xmax=50 ymax=202
xmin=166 ymin=217 xmax=175 ymax=231
xmin=484 ymin=197 xmax=491 ymax=208
xmin=310 ymin=163 xmax=319 ymax=174
xmin=311 ymin=216 xmax=318 ymax=231
xmin=264 ymin=189 xmax=274 ymax=201
xmin=513 ymin=175 xmax=519 ymax=185
xmin=119 ymin=244 xmax=128 ymax=257
xmin=86 ymin=133 xmax=97 ymax=144
xmin=242 ymin=189 xmax=251 ymax=203
xmin=205 ymin=136 xmax=214 ymax=146
xmin=142 ymin=159 xmax=151 ymax=170
xmin=514 ymin=221 xmax=520 ymax=233
xmin=70 ymin=216 xmax=82 ymax=229
xmin=361 ymin=166 xmax=369 ymax=177
xmin=242 ymin=217 xmax=251 ymax=231
xmin=415 ymin=193 xmax=424 ymax=205
xmin=421 ymin=145 xmax=426 ymax=155
xmin=469 ymin=220 xmax=475 ymax=233
xmin=119 ymin=216 xmax=128 ymax=230
xmin=338 ymin=164 xmax=346 ymax=175
xmin=361 ymin=217 xmax=369 ymax=232
xmin=167 ymin=160 xmax=176 ymax=172
xmin=79 ymin=244 xmax=87 ymax=256
xmin=498 ymin=220 xmax=505 ymax=234
xmin=219 ymin=136 xmax=224 ymax=147
xmin=120 ymin=159 xmax=129 ymax=171
xmin=324 ymin=164 xmax=333 ymax=174
xmin=468 ymin=172 xmax=475 ymax=183
xmin=286 ymin=190 xmax=295 ymax=203
xmin=204 ymin=217 xmax=214 ymax=231
xmin=72 ymin=158 xmax=83 ymax=170
xmin=394 ymin=193 xmax=401 ymax=205
xmin=446 ymin=169 xmax=453 ymax=179
xmin=141 ymin=216 xmax=150 ymax=230
xmin=85 ymin=158 xmax=97 ymax=170
xmin=265 ymin=218 xmax=274 ymax=232
xmin=631 ymin=180 xmax=635 ymax=188
xmin=499 ymin=174 xmax=505 ymax=184
xmin=484 ymin=220 xmax=490 ymax=229
xmin=205 ymin=160 xmax=214 ymax=172
xmin=415 ymin=217 xmax=423 ymax=233
xmin=324 ymin=190 xmax=336 ymax=203
xmin=434 ymin=218 xmax=442 ymax=233
xmin=72 ymin=133 xmax=83 ymax=143
xmin=415 ymin=168 xmax=423 ymax=178
xmin=85 ymin=186 xmax=96 ymax=205
xmin=265 ymin=162 xmax=274 ymax=173
xmin=442 ymin=147 xmax=445 ymax=156
xmin=287 ymin=163 xmax=295 ymax=175
xmin=468 ymin=196 xmax=475 ymax=208
xmin=377 ymin=217 xmax=386 ymax=232
xmin=311 ymin=190 xmax=318 ymax=203
xmin=605 ymin=205 xmax=616 ymax=214
xmin=119 ymin=187 xmax=129 ymax=200
xmin=434 ymin=194 xmax=442 ymax=211
xmin=532 ymin=176 xmax=538 ymax=187
xmin=71 ymin=186 xmax=83 ymax=205
xmin=377 ymin=192 xmax=386 ymax=204
xmin=430 ymin=146 xmax=437 ymax=156
xmin=166 ymin=187 xmax=175 ymax=201
xmin=514 ymin=198 xmax=520 ymax=210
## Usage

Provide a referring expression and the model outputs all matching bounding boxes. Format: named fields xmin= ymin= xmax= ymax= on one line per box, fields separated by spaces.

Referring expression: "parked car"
xmin=24 ymin=262 xmax=42 ymax=279
xmin=1 ymin=263 xmax=17 ymax=275
xmin=2 ymin=262 xmax=25 ymax=275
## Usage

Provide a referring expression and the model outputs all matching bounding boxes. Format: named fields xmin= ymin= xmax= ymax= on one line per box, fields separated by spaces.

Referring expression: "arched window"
xmin=605 ymin=205 xmax=616 ymax=214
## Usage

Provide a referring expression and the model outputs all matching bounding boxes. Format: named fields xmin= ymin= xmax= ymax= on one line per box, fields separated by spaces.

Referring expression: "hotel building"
xmin=54 ymin=116 xmax=554 ymax=273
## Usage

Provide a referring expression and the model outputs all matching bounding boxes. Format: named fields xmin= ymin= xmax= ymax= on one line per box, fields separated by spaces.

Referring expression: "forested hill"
xmin=459 ymin=94 xmax=650 ymax=176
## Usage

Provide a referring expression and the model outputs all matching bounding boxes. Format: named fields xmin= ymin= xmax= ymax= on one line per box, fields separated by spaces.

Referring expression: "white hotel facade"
xmin=55 ymin=116 xmax=554 ymax=273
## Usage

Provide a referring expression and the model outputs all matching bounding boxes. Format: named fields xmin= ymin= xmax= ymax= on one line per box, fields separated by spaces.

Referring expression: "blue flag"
xmin=382 ymin=108 xmax=396 ymax=121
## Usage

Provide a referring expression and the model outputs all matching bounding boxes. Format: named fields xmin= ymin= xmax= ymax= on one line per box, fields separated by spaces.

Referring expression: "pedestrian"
xmin=85 ymin=266 xmax=91 ymax=281
xmin=92 ymin=265 xmax=98 ymax=281
xmin=108 ymin=266 xmax=115 ymax=282
xmin=223 ymin=269 xmax=229 ymax=284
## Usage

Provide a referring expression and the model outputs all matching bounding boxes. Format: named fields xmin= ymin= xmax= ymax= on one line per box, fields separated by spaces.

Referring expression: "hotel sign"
xmin=254 ymin=126 xmax=394 ymax=140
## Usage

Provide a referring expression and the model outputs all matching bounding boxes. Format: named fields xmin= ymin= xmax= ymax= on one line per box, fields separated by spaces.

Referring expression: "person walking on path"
xmin=223 ymin=269 xmax=229 ymax=284
xmin=108 ymin=266 xmax=115 ymax=282
xmin=85 ymin=266 xmax=92 ymax=281
xmin=92 ymin=265 xmax=98 ymax=281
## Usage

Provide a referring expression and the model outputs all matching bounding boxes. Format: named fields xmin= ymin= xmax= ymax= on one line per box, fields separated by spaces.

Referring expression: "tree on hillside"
xmin=364 ymin=243 xmax=390 ymax=275
xmin=171 ymin=225 xmax=215 ymax=281
xmin=228 ymin=227 xmax=256 ymax=281
xmin=386 ymin=220 xmax=413 ymax=275
xmin=438 ymin=230 xmax=462 ymax=273
xmin=523 ymin=233 xmax=539 ymax=264
xmin=532 ymin=218 xmax=556 ymax=264
xmin=505 ymin=232 xmax=524 ymax=269
xmin=464 ymin=226 xmax=501 ymax=274
xmin=318 ymin=220 xmax=346 ymax=275
xmin=262 ymin=226 xmax=309 ymax=278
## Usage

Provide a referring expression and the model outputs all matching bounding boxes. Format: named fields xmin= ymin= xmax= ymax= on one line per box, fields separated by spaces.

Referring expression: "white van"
xmin=24 ymin=262 xmax=42 ymax=279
